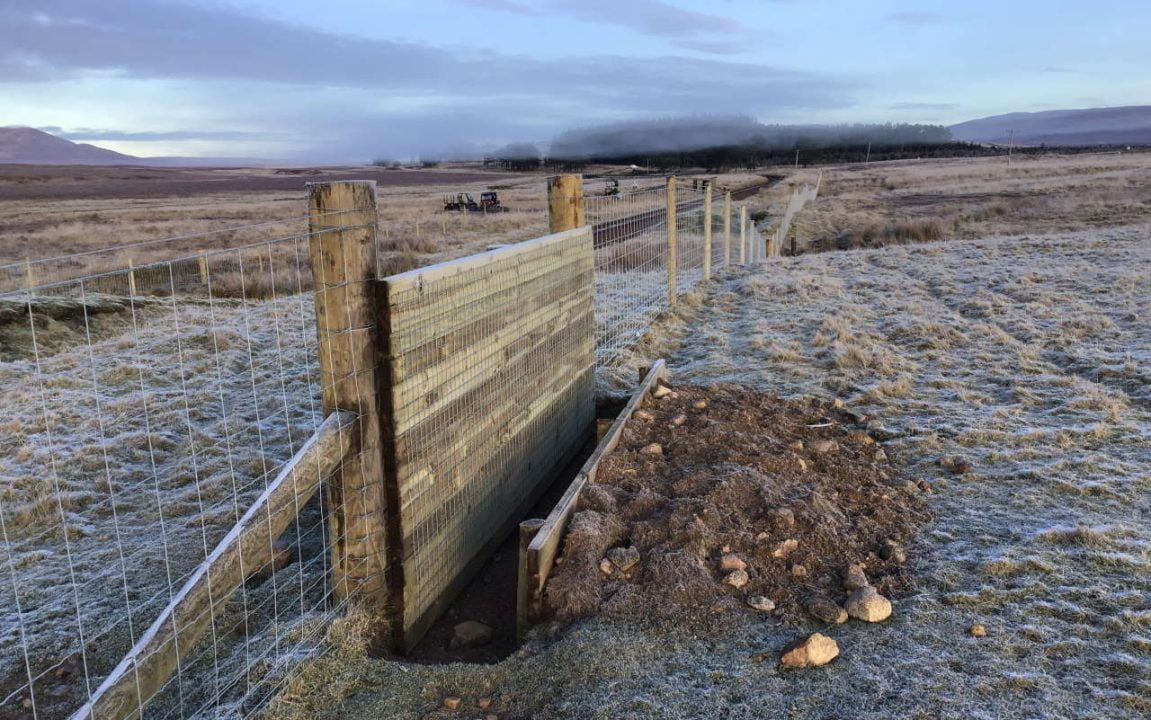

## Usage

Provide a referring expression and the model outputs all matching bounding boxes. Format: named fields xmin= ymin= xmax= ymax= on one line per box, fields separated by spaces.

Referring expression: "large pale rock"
xmin=845 ymin=586 xmax=892 ymax=622
xmin=719 ymin=553 xmax=747 ymax=573
xmin=451 ymin=620 xmax=494 ymax=649
xmin=779 ymin=633 xmax=840 ymax=668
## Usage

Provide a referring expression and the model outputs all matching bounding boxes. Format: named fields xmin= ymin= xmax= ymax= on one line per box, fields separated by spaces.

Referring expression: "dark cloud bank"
xmin=0 ymin=0 xmax=857 ymax=159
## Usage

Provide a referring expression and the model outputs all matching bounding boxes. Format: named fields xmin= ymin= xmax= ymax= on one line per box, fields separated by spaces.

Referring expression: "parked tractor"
xmin=443 ymin=192 xmax=480 ymax=212
xmin=443 ymin=190 xmax=510 ymax=212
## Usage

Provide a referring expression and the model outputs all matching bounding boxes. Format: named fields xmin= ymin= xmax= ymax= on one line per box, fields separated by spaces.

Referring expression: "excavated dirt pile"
xmin=546 ymin=383 xmax=931 ymax=626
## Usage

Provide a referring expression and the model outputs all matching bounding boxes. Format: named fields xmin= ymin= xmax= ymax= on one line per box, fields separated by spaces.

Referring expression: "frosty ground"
xmin=266 ymin=225 xmax=1151 ymax=720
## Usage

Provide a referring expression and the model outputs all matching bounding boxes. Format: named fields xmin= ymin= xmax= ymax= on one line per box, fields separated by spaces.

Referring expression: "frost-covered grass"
xmin=0 ymin=293 xmax=330 ymax=716
xmin=263 ymin=225 xmax=1151 ymax=720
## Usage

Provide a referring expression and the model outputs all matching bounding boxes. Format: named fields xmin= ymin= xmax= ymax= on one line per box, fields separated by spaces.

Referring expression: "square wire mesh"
xmin=380 ymin=228 xmax=596 ymax=642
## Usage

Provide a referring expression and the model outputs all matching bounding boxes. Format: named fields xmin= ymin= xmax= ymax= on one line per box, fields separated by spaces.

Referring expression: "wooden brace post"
xmin=307 ymin=181 xmax=392 ymax=615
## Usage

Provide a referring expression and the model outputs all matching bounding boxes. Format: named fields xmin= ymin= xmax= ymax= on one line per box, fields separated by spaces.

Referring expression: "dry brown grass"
xmin=752 ymin=152 xmax=1151 ymax=254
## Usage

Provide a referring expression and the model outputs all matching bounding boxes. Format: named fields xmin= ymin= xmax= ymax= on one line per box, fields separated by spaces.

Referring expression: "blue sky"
xmin=1 ymin=0 xmax=1148 ymax=160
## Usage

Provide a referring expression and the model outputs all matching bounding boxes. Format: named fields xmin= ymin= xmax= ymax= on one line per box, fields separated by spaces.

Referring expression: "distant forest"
xmin=540 ymin=116 xmax=961 ymax=170
xmin=476 ymin=116 xmax=1141 ymax=171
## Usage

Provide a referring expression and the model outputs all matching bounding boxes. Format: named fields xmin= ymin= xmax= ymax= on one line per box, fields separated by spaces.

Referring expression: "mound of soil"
xmin=545 ymin=384 xmax=930 ymax=626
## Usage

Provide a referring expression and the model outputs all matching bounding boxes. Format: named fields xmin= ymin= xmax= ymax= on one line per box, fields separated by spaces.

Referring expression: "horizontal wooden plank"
xmin=388 ymin=269 xmax=593 ymax=415
xmin=384 ymin=239 xmax=592 ymax=343
xmin=390 ymin=292 xmax=593 ymax=440
xmin=384 ymin=226 xmax=591 ymax=290
xmin=70 ymin=410 xmax=358 ymax=720
xmin=399 ymin=354 xmax=594 ymax=551
xmin=387 ymin=257 xmax=592 ymax=381
xmin=524 ymin=361 xmax=667 ymax=617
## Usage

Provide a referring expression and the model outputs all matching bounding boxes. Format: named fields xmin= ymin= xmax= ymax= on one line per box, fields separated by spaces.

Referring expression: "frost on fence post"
xmin=306 ymin=180 xmax=391 ymax=628
xmin=739 ymin=206 xmax=748 ymax=265
xmin=703 ymin=181 xmax=713 ymax=281
xmin=667 ymin=176 xmax=677 ymax=307
xmin=724 ymin=190 xmax=732 ymax=266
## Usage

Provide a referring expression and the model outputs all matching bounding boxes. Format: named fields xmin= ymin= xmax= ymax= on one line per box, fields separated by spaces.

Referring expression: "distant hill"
xmin=0 ymin=126 xmax=144 ymax=165
xmin=950 ymin=106 xmax=1151 ymax=146
xmin=0 ymin=127 xmax=280 ymax=167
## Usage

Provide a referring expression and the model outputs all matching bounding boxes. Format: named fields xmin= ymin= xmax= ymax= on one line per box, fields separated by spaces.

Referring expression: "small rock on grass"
xmin=788 ymin=440 xmax=804 ymax=451
xmin=451 ymin=621 xmax=493 ymax=649
xmin=652 ymin=385 xmax=673 ymax=399
xmin=477 ymin=697 xmax=492 ymax=709
xmin=970 ymin=624 xmax=987 ymax=637
xmin=670 ymin=413 xmax=687 ymax=427
xmin=633 ymin=409 xmax=655 ymax=423
xmin=843 ymin=563 xmax=869 ymax=591
xmin=748 ymin=595 xmax=776 ymax=612
xmin=790 ymin=564 xmax=808 ymax=578
xmin=442 ymin=696 xmax=462 ymax=710
xmin=640 ymin=443 xmax=663 ymax=456
xmin=692 ymin=400 xmax=708 ymax=410
xmin=724 ymin=569 xmax=749 ymax=589
xmin=939 ymin=455 xmax=971 ymax=475
xmin=845 ymin=586 xmax=892 ymax=622
xmin=599 ymin=558 xmax=614 ymax=575
xmin=719 ymin=553 xmax=747 ymax=572
xmin=779 ymin=633 xmax=840 ymax=668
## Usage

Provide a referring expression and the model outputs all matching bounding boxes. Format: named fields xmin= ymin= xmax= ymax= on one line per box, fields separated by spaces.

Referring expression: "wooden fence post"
xmin=198 ymin=254 xmax=209 ymax=285
xmin=127 ymin=258 xmax=137 ymax=297
xmin=547 ymin=175 xmax=585 ymax=233
xmin=24 ymin=259 xmax=34 ymax=291
xmin=739 ymin=207 xmax=747 ymax=265
xmin=517 ymin=518 xmax=545 ymax=643
xmin=703 ymin=181 xmax=713 ymax=281
xmin=307 ymin=181 xmax=391 ymax=621
xmin=723 ymin=191 xmax=732 ymax=266
xmin=667 ymin=176 xmax=677 ymax=307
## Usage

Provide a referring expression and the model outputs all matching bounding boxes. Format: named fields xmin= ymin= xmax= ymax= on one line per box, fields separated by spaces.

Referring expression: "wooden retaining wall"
xmin=379 ymin=226 xmax=597 ymax=651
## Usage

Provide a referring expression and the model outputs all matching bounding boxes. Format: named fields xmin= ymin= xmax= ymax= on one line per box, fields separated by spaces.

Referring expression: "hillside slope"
xmin=0 ymin=127 xmax=142 ymax=165
xmin=951 ymin=106 xmax=1151 ymax=145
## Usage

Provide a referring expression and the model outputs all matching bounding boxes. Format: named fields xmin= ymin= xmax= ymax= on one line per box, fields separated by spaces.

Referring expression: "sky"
xmin=1 ymin=0 xmax=1149 ymax=161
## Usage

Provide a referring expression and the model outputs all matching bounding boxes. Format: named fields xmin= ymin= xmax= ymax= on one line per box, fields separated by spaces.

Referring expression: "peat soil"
xmin=546 ymin=383 xmax=929 ymax=627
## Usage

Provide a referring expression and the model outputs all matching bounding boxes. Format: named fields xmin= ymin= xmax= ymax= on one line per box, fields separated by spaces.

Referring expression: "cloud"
xmin=40 ymin=127 xmax=272 ymax=142
xmin=889 ymin=102 xmax=959 ymax=111
xmin=457 ymin=0 xmax=746 ymax=39
xmin=669 ymin=39 xmax=745 ymax=55
xmin=886 ymin=11 xmax=943 ymax=25
xmin=0 ymin=0 xmax=853 ymax=159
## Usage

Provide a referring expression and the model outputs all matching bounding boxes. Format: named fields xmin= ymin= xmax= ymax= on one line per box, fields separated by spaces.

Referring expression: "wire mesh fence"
xmin=1 ymin=175 xmax=780 ymax=719
xmin=0 ymin=226 xmax=365 ymax=719
xmin=586 ymin=179 xmax=759 ymax=369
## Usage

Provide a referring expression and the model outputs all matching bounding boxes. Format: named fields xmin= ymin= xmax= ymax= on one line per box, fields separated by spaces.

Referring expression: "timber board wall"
xmin=380 ymin=226 xmax=596 ymax=650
